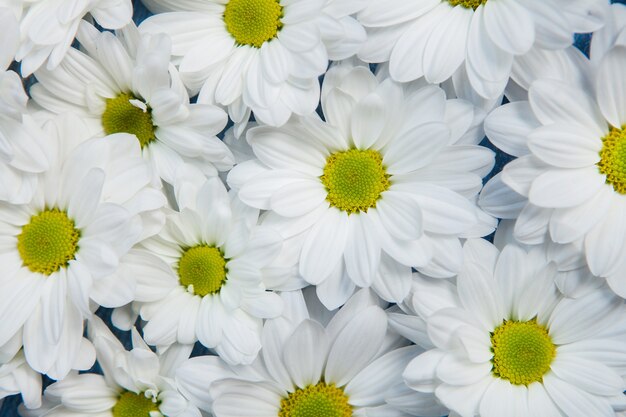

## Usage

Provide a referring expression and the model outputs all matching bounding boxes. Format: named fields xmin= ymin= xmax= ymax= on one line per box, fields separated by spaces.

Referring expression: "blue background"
xmin=1 ymin=0 xmax=624 ymax=415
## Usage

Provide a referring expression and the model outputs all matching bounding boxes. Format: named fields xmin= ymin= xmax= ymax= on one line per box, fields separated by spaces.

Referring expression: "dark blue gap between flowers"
xmin=1 ymin=0 xmax=625 ymax=415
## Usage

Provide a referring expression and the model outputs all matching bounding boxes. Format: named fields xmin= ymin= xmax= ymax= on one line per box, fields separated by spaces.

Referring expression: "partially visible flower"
xmin=31 ymin=21 xmax=233 ymax=188
xmin=591 ymin=2 xmax=626 ymax=65
xmin=20 ymin=316 xmax=201 ymax=417
xmin=0 ymin=350 xmax=42 ymax=410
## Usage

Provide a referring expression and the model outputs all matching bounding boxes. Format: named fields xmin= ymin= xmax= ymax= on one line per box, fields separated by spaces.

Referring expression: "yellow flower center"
xmin=597 ymin=126 xmax=626 ymax=194
xmin=177 ymin=245 xmax=228 ymax=296
xmin=279 ymin=382 xmax=352 ymax=417
xmin=112 ymin=391 xmax=159 ymax=417
xmin=224 ymin=0 xmax=283 ymax=48
xmin=320 ymin=149 xmax=390 ymax=214
xmin=447 ymin=0 xmax=486 ymax=9
xmin=17 ymin=209 xmax=80 ymax=275
xmin=102 ymin=93 xmax=156 ymax=148
xmin=491 ymin=319 xmax=556 ymax=385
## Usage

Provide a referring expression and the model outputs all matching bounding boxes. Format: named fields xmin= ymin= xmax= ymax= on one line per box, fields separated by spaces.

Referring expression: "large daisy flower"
xmin=31 ymin=21 xmax=234 ymax=187
xmin=403 ymin=239 xmax=626 ymax=417
xmin=479 ymin=44 xmax=626 ymax=296
xmin=8 ymin=0 xmax=132 ymax=75
xmin=228 ymin=61 xmax=495 ymax=309
xmin=21 ymin=316 xmax=201 ymax=417
xmin=139 ymin=0 xmax=366 ymax=133
xmin=0 ymin=114 xmax=165 ymax=380
xmin=357 ymin=0 xmax=606 ymax=99
xmin=175 ymin=289 xmax=442 ymax=417
xmin=112 ymin=178 xmax=290 ymax=365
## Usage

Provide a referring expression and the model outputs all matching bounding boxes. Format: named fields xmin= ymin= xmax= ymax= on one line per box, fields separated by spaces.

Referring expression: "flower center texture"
xmin=17 ymin=209 xmax=80 ymax=275
xmin=597 ymin=126 xmax=626 ymax=194
xmin=279 ymin=382 xmax=352 ymax=417
xmin=224 ymin=0 xmax=283 ymax=48
xmin=321 ymin=149 xmax=390 ymax=214
xmin=102 ymin=93 xmax=156 ymax=148
xmin=112 ymin=391 xmax=159 ymax=417
xmin=490 ymin=319 xmax=556 ymax=385
xmin=177 ymin=245 xmax=228 ymax=296
xmin=447 ymin=0 xmax=486 ymax=9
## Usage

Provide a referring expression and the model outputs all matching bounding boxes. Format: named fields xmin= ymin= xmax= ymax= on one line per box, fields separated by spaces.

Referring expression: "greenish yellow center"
xmin=224 ymin=0 xmax=283 ymax=48
xmin=320 ymin=149 xmax=390 ymax=214
xmin=102 ymin=93 xmax=156 ymax=148
xmin=177 ymin=245 xmax=227 ymax=296
xmin=447 ymin=0 xmax=486 ymax=9
xmin=17 ymin=209 xmax=80 ymax=275
xmin=279 ymin=382 xmax=352 ymax=417
xmin=491 ymin=319 xmax=556 ymax=385
xmin=112 ymin=391 xmax=160 ymax=417
xmin=597 ymin=126 xmax=626 ymax=194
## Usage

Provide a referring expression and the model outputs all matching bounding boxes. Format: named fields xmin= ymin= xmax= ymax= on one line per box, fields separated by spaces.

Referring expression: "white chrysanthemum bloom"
xmin=228 ymin=61 xmax=495 ymax=309
xmin=30 ymin=21 xmax=234 ymax=186
xmin=139 ymin=0 xmax=366 ymax=134
xmin=403 ymin=239 xmax=626 ymax=417
xmin=115 ymin=178 xmax=290 ymax=365
xmin=357 ymin=0 xmax=606 ymax=99
xmin=0 ymin=350 xmax=41 ymax=410
xmin=0 ymin=114 xmax=165 ymax=380
xmin=21 ymin=316 xmax=201 ymax=417
xmin=175 ymin=289 xmax=442 ymax=417
xmin=5 ymin=0 xmax=132 ymax=76
xmin=479 ymin=44 xmax=626 ymax=296
xmin=590 ymin=2 xmax=626 ymax=65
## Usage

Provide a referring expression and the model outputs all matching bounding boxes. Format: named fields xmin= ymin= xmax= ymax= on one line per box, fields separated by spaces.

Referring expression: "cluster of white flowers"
xmin=0 ymin=0 xmax=625 ymax=416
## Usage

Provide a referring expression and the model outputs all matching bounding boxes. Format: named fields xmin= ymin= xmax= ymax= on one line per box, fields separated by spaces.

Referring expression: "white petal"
xmin=283 ymin=320 xmax=328 ymax=388
xmin=483 ymin=0 xmax=534 ymax=55
xmin=596 ymin=46 xmax=626 ymax=127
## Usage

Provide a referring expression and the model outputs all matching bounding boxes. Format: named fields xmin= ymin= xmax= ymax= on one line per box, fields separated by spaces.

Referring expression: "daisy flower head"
xmin=228 ymin=60 xmax=495 ymax=309
xmin=479 ymin=43 xmax=626 ymax=297
xmin=139 ymin=0 xmax=367 ymax=133
xmin=357 ymin=0 xmax=607 ymax=99
xmin=30 ymin=21 xmax=234 ymax=188
xmin=403 ymin=239 xmax=626 ymax=417
xmin=175 ymin=289 xmax=440 ymax=417
xmin=0 ymin=113 xmax=165 ymax=380
xmin=116 ymin=177 xmax=288 ymax=365
xmin=21 ymin=316 xmax=201 ymax=417
xmin=10 ymin=0 xmax=133 ymax=76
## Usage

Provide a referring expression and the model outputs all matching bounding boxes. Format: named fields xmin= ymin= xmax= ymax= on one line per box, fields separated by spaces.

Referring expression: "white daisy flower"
xmin=113 ymin=177 xmax=289 ymax=365
xmin=590 ymin=2 xmax=626 ymax=65
xmin=403 ymin=239 xmax=626 ymax=417
xmin=175 ymin=289 xmax=442 ymax=417
xmin=8 ymin=0 xmax=133 ymax=76
xmin=357 ymin=0 xmax=607 ymax=99
xmin=139 ymin=0 xmax=366 ymax=134
xmin=21 ymin=316 xmax=201 ymax=417
xmin=0 ymin=113 xmax=165 ymax=380
xmin=478 ymin=44 xmax=626 ymax=296
xmin=0 ymin=350 xmax=42 ymax=410
xmin=30 ymin=21 xmax=234 ymax=187
xmin=228 ymin=61 xmax=495 ymax=309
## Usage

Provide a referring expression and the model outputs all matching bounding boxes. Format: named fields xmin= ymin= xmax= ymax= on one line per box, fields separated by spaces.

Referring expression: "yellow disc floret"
xmin=112 ymin=391 xmax=159 ymax=417
xmin=17 ymin=209 xmax=80 ymax=275
xmin=224 ymin=0 xmax=283 ymax=48
xmin=597 ymin=126 xmax=626 ymax=194
xmin=321 ymin=149 xmax=390 ymax=214
xmin=447 ymin=0 xmax=486 ymax=9
xmin=102 ymin=93 xmax=156 ymax=148
xmin=177 ymin=245 xmax=228 ymax=296
xmin=279 ymin=382 xmax=352 ymax=417
xmin=491 ymin=319 xmax=556 ymax=385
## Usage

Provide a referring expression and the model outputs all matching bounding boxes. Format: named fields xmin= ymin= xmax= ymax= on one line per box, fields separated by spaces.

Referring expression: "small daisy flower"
xmin=113 ymin=178 xmax=289 ymax=365
xmin=228 ymin=61 xmax=495 ymax=309
xmin=403 ymin=239 xmax=626 ymax=417
xmin=0 ymin=350 xmax=42 ymax=410
xmin=479 ymin=44 xmax=626 ymax=296
xmin=10 ymin=0 xmax=133 ymax=75
xmin=357 ymin=0 xmax=606 ymax=99
xmin=0 ymin=114 xmax=165 ymax=380
xmin=139 ymin=0 xmax=366 ymax=133
xmin=30 ymin=21 xmax=234 ymax=187
xmin=175 ymin=289 xmax=438 ymax=417
xmin=20 ymin=316 xmax=201 ymax=417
